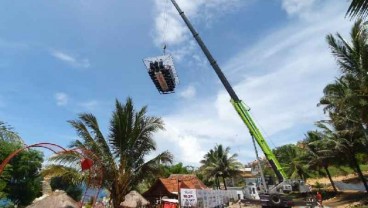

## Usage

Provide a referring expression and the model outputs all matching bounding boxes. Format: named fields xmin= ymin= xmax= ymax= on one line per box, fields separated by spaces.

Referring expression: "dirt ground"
xmin=322 ymin=191 xmax=367 ymax=208
xmin=306 ymin=172 xmax=368 ymax=207
xmin=230 ymin=171 xmax=368 ymax=208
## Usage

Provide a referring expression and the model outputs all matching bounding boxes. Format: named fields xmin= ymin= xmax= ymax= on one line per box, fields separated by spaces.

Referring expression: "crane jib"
xmin=231 ymin=100 xmax=287 ymax=182
xmin=170 ymin=0 xmax=287 ymax=184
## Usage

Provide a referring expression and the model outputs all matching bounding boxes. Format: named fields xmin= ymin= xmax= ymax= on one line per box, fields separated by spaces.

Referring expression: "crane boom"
xmin=170 ymin=0 xmax=286 ymax=182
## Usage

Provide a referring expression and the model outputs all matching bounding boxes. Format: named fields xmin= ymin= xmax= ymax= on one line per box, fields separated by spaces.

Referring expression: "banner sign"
xmin=180 ymin=189 xmax=237 ymax=208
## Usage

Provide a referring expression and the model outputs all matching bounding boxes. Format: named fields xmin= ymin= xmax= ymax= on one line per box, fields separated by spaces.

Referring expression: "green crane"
xmin=169 ymin=0 xmax=311 ymax=207
xmin=169 ymin=0 xmax=286 ymax=182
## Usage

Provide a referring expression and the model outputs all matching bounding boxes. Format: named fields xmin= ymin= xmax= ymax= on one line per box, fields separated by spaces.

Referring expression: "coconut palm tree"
xmin=44 ymin=98 xmax=173 ymax=208
xmin=200 ymin=144 xmax=242 ymax=190
xmin=303 ymin=131 xmax=338 ymax=193
xmin=316 ymin=120 xmax=368 ymax=193
xmin=325 ymin=19 xmax=368 ymax=129
xmin=347 ymin=0 xmax=368 ymax=19
xmin=273 ymin=144 xmax=309 ymax=180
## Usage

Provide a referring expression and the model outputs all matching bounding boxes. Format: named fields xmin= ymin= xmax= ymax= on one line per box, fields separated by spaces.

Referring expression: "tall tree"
xmin=325 ymin=19 xmax=368 ymax=130
xmin=43 ymin=98 xmax=173 ymax=208
xmin=273 ymin=144 xmax=309 ymax=180
xmin=321 ymin=19 xmax=368 ymax=193
xmin=0 ymin=140 xmax=43 ymax=206
xmin=303 ymin=131 xmax=338 ymax=193
xmin=200 ymin=144 xmax=242 ymax=190
xmin=317 ymin=121 xmax=368 ymax=193
xmin=0 ymin=121 xmax=24 ymax=144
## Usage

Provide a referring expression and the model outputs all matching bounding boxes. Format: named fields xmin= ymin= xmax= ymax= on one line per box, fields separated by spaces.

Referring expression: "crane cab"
xmin=143 ymin=55 xmax=179 ymax=94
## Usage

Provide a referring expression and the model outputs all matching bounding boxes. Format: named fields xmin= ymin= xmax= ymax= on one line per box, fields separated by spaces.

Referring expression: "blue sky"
xmin=0 ymin=0 xmax=353 ymax=166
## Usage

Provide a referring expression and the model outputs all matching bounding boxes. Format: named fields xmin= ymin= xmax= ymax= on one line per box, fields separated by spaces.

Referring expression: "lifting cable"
xmin=162 ymin=0 xmax=169 ymax=55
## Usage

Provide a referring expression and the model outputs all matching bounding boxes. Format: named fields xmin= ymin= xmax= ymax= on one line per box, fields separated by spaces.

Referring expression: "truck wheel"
xmin=270 ymin=194 xmax=282 ymax=205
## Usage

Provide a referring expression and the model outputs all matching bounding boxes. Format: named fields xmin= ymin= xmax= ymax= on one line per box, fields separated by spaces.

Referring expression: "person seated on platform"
xmin=153 ymin=61 xmax=159 ymax=72
xmin=149 ymin=62 xmax=155 ymax=71
xmin=159 ymin=59 xmax=164 ymax=69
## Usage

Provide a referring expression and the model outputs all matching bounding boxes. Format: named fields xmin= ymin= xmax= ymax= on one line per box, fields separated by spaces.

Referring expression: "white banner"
xmin=180 ymin=189 xmax=237 ymax=208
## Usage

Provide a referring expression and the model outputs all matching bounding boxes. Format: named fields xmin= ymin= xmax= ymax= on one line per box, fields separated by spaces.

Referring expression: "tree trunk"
xmin=111 ymin=185 xmax=120 ymax=208
xmin=111 ymin=181 xmax=124 ymax=208
xmin=351 ymin=152 xmax=368 ymax=193
xmin=222 ymin=176 xmax=227 ymax=190
xmin=323 ymin=164 xmax=338 ymax=193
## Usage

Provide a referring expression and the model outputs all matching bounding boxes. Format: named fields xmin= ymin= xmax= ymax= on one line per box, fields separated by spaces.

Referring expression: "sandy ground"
xmin=322 ymin=191 xmax=367 ymax=208
xmin=227 ymin=172 xmax=368 ymax=207
xmin=306 ymin=172 xmax=368 ymax=207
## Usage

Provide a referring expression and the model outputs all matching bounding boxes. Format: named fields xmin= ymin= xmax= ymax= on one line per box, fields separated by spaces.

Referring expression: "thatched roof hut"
xmin=26 ymin=190 xmax=78 ymax=208
xmin=120 ymin=190 xmax=149 ymax=208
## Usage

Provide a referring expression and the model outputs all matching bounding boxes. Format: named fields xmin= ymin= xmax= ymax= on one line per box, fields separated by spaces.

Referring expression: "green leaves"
xmin=199 ymin=144 xmax=242 ymax=189
xmin=0 ymin=121 xmax=24 ymax=144
xmin=347 ymin=0 xmax=368 ymax=19
xmin=0 ymin=140 xmax=43 ymax=206
xmin=44 ymin=97 xmax=171 ymax=208
xmin=320 ymin=18 xmax=368 ymax=192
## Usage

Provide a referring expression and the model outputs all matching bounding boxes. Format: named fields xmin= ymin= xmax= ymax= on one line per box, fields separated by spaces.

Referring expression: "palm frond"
xmin=42 ymin=164 xmax=84 ymax=185
xmin=347 ymin=0 xmax=368 ymax=19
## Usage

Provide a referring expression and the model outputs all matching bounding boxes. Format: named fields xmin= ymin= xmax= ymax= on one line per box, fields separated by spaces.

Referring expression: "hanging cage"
xmin=143 ymin=54 xmax=179 ymax=94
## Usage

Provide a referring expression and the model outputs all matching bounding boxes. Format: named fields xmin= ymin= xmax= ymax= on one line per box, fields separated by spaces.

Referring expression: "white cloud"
xmin=179 ymin=85 xmax=196 ymax=99
xmin=153 ymin=0 xmax=242 ymax=47
xmin=51 ymin=50 xmax=90 ymax=68
xmin=78 ymin=100 xmax=99 ymax=111
xmin=55 ymin=92 xmax=69 ymax=106
xmin=153 ymin=0 xmax=351 ymax=166
xmin=281 ymin=0 xmax=317 ymax=19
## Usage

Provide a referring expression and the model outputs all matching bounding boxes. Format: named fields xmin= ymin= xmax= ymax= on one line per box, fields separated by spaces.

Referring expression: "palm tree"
xmin=199 ymin=144 xmax=242 ymax=190
xmin=273 ymin=144 xmax=309 ymax=180
xmin=325 ymin=19 xmax=368 ymax=130
xmin=303 ymin=131 xmax=338 ymax=193
xmin=347 ymin=0 xmax=368 ymax=19
xmin=321 ymin=19 xmax=368 ymax=193
xmin=317 ymin=120 xmax=368 ymax=193
xmin=44 ymin=98 xmax=173 ymax=208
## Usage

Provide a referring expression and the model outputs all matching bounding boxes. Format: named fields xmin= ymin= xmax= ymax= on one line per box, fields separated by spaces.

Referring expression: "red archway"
xmin=0 ymin=143 xmax=104 ymax=208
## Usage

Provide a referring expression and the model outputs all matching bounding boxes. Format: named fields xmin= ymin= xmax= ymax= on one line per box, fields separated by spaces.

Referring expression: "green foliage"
xmin=0 ymin=122 xmax=23 ymax=144
xmin=161 ymin=162 xmax=192 ymax=177
xmin=347 ymin=0 xmax=368 ymax=19
xmin=319 ymin=19 xmax=368 ymax=192
xmin=200 ymin=144 xmax=242 ymax=189
xmin=273 ymin=144 xmax=309 ymax=180
xmin=0 ymin=140 xmax=44 ymax=206
xmin=44 ymin=98 xmax=173 ymax=208
xmin=136 ymin=163 xmax=193 ymax=193
xmin=50 ymin=177 xmax=82 ymax=201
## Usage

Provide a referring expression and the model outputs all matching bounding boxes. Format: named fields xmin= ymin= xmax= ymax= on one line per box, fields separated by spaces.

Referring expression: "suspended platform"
xmin=143 ymin=55 xmax=179 ymax=94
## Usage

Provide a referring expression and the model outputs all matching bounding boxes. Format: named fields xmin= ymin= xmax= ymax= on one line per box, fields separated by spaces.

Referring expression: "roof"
xmin=26 ymin=190 xmax=78 ymax=208
xmin=143 ymin=174 xmax=208 ymax=202
xmin=120 ymin=190 xmax=150 ymax=208
xmin=167 ymin=174 xmax=208 ymax=190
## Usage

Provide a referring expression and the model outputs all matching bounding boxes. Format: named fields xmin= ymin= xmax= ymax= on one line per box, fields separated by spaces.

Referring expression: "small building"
xmin=143 ymin=174 xmax=208 ymax=205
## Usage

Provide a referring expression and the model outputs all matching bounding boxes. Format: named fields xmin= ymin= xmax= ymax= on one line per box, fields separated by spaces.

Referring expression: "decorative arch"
xmin=0 ymin=143 xmax=104 ymax=208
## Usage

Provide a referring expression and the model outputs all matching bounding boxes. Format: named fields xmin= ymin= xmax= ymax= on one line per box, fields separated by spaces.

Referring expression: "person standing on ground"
xmin=316 ymin=191 xmax=323 ymax=207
